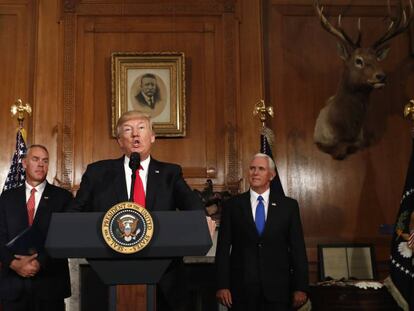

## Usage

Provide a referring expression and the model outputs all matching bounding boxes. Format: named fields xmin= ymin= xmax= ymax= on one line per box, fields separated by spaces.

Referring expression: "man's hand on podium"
xmin=206 ymin=216 xmax=216 ymax=238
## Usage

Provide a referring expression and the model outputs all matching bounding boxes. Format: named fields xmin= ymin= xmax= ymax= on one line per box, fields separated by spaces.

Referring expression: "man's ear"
xmin=22 ymin=158 xmax=27 ymax=169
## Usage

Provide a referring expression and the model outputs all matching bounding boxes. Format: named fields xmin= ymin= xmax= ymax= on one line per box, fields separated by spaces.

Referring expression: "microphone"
xmin=129 ymin=152 xmax=140 ymax=174
xmin=129 ymin=152 xmax=140 ymax=202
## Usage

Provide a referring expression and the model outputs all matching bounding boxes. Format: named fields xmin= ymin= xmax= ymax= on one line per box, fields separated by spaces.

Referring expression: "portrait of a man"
xmin=129 ymin=72 xmax=168 ymax=122
xmin=112 ymin=51 xmax=186 ymax=137
xmin=135 ymin=73 xmax=161 ymax=110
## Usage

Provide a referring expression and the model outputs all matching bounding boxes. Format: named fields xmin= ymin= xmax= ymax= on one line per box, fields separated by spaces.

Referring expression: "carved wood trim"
xmin=74 ymin=2 xmax=234 ymax=16
xmin=63 ymin=0 xmax=78 ymax=13
xmin=223 ymin=14 xmax=240 ymax=187
xmin=61 ymin=13 xmax=76 ymax=188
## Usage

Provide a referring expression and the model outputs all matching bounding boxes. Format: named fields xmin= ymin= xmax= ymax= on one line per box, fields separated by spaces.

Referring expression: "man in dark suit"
xmin=69 ymin=110 xmax=211 ymax=311
xmin=216 ymin=153 xmax=309 ymax=311
xmin=135 ymin=73 xmax=161 ymax=109
xmin=0 ymin=145 xmax=72 ymax=311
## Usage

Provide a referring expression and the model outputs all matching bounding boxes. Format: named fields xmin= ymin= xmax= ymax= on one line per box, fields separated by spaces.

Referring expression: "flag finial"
xmin=11 ymin=99 xmax=32 ymax=128
xmin=253 ymin=99 xmax=273 ymax=128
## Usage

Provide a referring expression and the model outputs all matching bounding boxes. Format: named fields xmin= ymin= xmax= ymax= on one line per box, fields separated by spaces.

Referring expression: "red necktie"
xmin=27 ymin=188 xmax=36 ymax=225
xmin=133 ymin=166 xmax=146 ymax=208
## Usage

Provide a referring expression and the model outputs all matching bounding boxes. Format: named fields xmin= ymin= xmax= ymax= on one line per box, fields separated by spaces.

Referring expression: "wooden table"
xmin=309 ymin=284 xmax=401 ymax=310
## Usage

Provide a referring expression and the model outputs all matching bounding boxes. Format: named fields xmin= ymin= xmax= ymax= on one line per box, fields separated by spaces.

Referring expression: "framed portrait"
xmin=318 ymin=243 xmax=377 ymax=281
xmin=111 ymin=52 xmax=186 ymax=137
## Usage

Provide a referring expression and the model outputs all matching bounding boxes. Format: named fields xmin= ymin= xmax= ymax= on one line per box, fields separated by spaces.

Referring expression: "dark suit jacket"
xmin=216 ymin=190 xmax=308 ymax=304
xmin=69 ymin=156 xmax=203 ymax=212
xmin=68 ymin=156 xmax=203 ymax=306
xmin=0 ymin=183 xmax=72 ymax=300
xmin=135 ymin=92 xmax=160 ymax=109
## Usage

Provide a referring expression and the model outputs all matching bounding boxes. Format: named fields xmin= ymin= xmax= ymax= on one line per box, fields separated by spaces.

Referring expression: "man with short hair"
xmin=135 ymin=73 xmax=161 ymax=109
xmin=0 ymin=145 xmax=72 ymax=311
xmin=216 ymin=153 xmax=309 ymax=311
xmin=69 ymin=110 xmax=207 ymax=311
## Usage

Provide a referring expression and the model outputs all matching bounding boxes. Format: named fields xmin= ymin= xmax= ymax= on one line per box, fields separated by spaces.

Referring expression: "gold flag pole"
xmin=10 ymin=99 xmax=32 ymax=141
xmin=253 ymin=99 xmax=274 ymax=128
xmin=253 ymin=99 xmax=275 ymax=148
xmin=404 ymin=99 xmax=414 ymax=137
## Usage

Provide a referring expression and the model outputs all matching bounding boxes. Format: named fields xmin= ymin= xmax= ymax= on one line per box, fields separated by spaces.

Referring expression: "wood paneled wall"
xmin=0 ymin=0 xmax=413 ymax=283
xmin=0 ymin=0 xmax=36 ymax=184
xmin=265 ymin=0 xmax=414 ymax=279
xmin=59 ymin=0 xmax=242 ymax=192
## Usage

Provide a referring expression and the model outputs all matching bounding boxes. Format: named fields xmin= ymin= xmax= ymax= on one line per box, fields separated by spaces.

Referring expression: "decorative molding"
xmin=72 ymin=1 xmax=236 ymax=16
xmin=61 ymin=13 xmax=76 ymax=188
xmin=63 ymin=0 xmax=78 ymax=13
xmin=223 ymin=15 xmax=240 ymax=187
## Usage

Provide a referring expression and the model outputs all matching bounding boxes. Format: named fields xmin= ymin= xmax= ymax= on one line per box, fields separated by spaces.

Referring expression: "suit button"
xmin=258 ymin=243 xmax=263 ymax=248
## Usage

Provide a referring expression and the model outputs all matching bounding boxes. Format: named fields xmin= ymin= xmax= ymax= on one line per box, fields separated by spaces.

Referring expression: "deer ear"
xmin=336 ymin=42 xmax=350 ymax=60
xmin=376 ymin=45 xmax=390 ymax=61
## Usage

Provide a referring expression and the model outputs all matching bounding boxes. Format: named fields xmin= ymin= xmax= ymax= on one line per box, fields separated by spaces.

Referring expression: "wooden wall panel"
xmin=57 ymin=1 xmax=241 ymax=192
xmin=0 ymin=1 xmax=35 ymax=187
xmin=265 ymin=1 xmax=414 ymax=270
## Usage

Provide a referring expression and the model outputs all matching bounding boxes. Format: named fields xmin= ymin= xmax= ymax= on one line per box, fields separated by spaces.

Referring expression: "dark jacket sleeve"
xmin=215 ymin=198 xmax=233 ymax=289
xmin=288 ymin=199 xmax=309 ymax=292
xmin=0 ymin=192 xmax=16 ymax=268
xmin=67 ymin=163 xmax=95 ymax=212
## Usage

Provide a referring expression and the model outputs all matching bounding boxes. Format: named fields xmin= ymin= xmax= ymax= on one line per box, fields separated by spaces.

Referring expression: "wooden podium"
xmin=45 ymin=211 xmax=212 ymax=311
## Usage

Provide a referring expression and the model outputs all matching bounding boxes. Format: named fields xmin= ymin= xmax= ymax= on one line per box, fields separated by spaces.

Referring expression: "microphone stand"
xmin=130 ymin=168 xmax=137 ymax=202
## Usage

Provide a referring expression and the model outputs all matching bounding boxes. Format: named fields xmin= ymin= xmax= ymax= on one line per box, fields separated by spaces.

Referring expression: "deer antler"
xmin=314 ymin=0 xmax=361 ymax=49
xmin=372 ymin=0 xmax=414 ymax=49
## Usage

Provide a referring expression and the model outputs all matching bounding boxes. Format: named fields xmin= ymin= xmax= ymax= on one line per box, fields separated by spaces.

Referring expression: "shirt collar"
xmin=25 ymin=180 xmax=47 ymax=193
xmin=250 ymin=188 xmax=270 ymax=203
xmin=125 ymin=155 xmax=151 ymax=172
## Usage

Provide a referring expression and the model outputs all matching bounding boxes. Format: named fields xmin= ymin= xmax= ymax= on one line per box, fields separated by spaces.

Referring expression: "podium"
xmin=45 ymin=211 xmax=212 ymax=311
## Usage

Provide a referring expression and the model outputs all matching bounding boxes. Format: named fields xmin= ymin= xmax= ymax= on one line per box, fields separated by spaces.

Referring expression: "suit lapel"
xmin=262 ymin=190 xmax=281 ymax=237
xmin=240 ymin=191 xmax=258 ymax=237
xmin=113 ymin=157 xmax=128 ymax=202
xmin=145 ymin=158 xmax=159 ymax=211
xmin=34 ymin=183 xmax=51 ymax=223
xmin=15 ymin=186 xmax=29 ymax=226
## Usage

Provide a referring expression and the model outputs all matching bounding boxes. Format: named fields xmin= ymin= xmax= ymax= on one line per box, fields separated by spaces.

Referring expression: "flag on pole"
xmin=384 ymin=138 xmax=414 ymax=311
xmin=2 ymin=128 xmax=27 ymax=192
xmin=260 ymin=126 xmax=285 ymax=197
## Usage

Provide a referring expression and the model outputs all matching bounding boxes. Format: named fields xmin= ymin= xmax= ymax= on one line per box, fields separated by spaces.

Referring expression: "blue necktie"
xmin=255 ymin=195 xmax=265 ymax=235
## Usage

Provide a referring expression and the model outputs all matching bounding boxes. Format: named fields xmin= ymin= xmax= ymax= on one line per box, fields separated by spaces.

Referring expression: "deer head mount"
xmin=313 ymin=0 xmax=413 ymax=159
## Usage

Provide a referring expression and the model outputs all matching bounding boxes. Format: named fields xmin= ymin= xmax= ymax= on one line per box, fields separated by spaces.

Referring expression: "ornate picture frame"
xmin=111 ymin=52 xmax=186 ymax=137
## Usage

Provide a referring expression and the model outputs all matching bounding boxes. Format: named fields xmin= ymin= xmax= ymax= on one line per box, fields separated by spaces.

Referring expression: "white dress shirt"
xmin=124 ymin=155 xmax=150 ymax=199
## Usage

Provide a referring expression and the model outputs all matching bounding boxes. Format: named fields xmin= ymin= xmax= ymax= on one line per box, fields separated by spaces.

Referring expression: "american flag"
xmin=2 ymin=129 xmax=27 ymax=192
xmin=385 ymin=138 xmax=414 ymax=311
xmin=260 ymin=126 xmax=285 ymax=197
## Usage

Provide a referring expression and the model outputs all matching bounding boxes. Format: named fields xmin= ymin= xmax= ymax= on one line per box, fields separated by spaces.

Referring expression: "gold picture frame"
xmin=111 ymin=52 xmax=186 ymax=137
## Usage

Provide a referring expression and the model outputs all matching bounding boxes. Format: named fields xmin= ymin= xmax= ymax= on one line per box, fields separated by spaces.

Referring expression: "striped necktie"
xmin=27 ymin=188 xmax=36 ymax=225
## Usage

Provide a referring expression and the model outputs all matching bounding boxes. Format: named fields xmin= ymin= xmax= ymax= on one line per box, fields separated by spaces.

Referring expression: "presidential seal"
xmin=101 ymin=202 xmax=154 ymax=254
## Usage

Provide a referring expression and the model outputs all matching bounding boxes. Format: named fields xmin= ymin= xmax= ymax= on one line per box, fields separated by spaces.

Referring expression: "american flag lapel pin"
xmin=271 ymin=202 xmax=276 ymax=206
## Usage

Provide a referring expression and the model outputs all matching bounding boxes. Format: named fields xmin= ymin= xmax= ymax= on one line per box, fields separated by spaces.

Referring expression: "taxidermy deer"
xmin=314 ymin=0 xmax=413 ymax=159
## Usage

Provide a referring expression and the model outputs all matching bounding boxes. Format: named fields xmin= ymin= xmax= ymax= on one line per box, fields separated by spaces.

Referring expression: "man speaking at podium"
xmin=69 ymin=110 xmax=205 ymax=311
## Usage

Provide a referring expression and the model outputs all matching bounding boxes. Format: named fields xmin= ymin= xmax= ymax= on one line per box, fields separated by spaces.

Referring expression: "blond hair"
xmin=116 ymin=110 xmax=153 ymax=137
